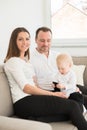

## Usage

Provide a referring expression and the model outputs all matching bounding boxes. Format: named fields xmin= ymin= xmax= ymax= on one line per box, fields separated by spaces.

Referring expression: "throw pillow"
xmin=72 ymin=65 xmax=86 ymax=86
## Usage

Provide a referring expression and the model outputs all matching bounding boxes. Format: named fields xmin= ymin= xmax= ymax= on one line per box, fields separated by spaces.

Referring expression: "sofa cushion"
xmin=0 ymin=116 xmax=52 ymax=130
xmin=72 ymin=56 xmax=87 ymax=87
xmin=0 ymin=65 xmax=14 ymax=116
xmin=50 ymin=121 xmax=77 ymax=130
xmin=50 ymin=112 xmax=87 ymax=130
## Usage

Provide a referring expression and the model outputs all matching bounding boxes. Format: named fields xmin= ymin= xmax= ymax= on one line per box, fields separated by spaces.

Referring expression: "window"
xmin=50 ymin=0 xmax=87 ymax=46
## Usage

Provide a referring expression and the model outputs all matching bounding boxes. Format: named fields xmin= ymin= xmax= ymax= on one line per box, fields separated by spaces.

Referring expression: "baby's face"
xmin=58 ymin=63 xmax=71 ymax=75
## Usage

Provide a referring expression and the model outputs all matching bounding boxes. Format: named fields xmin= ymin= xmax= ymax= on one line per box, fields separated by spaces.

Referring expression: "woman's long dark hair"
xmin=4 ymin=27 xmax=30 ymax=63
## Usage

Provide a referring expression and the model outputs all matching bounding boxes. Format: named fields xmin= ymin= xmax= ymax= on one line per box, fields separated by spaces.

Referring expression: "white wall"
xmin=0 ymin=0 xmax=47 ymax=63
xmin=0 ymin=0 xmax=87 ymax=64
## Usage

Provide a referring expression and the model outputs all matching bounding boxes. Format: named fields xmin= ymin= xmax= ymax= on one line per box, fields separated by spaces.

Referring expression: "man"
xmin=30 ymin=27 xmax=59 ymax=91
xmin=30 ymin=26 xmax=87 ymax=109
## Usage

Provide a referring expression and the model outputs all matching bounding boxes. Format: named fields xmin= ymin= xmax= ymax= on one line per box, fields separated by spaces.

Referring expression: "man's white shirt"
xmin=30 ymin=48 xmax=59 ymax=90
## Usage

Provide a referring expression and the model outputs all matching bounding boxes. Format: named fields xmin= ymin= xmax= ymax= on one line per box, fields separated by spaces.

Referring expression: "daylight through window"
xmin=51 ymin=0 xmax=87 ymax=39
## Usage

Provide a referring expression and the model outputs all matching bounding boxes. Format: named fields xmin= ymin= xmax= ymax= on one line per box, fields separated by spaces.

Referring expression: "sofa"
xmin=0 ymin=56 xmax=87 ymax=130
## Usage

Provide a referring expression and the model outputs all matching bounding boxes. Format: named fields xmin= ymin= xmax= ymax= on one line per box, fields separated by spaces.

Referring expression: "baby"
xmin=53 ymin=53 xmax=84 ymax=112
xmin=53 ymin=53 xmax=76 ymax=96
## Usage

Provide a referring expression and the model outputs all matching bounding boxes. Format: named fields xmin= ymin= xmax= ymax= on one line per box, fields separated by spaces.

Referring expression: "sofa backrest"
xmin=72 ymin=56 xmax=87 ymax=87
xmin=0 ymin=65 xmax=14 ymax=116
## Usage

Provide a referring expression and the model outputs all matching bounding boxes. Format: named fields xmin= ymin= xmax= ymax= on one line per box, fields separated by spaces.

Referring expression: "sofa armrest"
xmin=0 ymin=116 xmax=52 ymax=130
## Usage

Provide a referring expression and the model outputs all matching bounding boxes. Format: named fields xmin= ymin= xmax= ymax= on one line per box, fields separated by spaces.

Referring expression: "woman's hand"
xmin=53 ymin=91 xmax=68 ymax=98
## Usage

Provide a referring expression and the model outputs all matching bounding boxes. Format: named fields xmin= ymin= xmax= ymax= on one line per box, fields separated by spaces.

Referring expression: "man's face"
xmin=35 ymin=31 xmax=52 ymax=53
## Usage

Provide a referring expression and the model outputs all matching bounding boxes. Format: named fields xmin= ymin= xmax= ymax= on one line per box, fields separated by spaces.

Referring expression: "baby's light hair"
xmin=56 ymin=53 xmax=73 ymax=67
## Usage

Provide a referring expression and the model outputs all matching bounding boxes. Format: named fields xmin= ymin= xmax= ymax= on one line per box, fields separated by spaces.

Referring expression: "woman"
xmin=4 ymin=27 xmax=87 ymax=130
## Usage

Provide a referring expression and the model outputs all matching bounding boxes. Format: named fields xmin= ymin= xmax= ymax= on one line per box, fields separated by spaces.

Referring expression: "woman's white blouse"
xmin=4 ymin=57 xmax=35 ymax=103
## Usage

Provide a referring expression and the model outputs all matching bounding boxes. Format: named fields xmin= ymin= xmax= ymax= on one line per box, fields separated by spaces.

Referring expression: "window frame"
xmin=45 ymin=0 xmax=87 ymax=47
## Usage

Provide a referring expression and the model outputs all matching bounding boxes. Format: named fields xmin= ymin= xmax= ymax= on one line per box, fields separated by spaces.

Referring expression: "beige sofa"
xmin=0 ymin=56 xmax=87 ymax=130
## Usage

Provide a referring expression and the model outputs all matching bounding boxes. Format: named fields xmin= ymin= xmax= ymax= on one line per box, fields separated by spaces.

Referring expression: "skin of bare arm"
xmin=23 ymin=84 xmax=67 ymax=98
